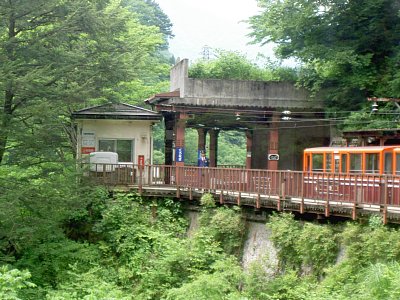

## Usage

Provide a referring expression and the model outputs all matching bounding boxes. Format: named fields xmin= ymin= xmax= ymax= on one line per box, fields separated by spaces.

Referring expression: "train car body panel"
xmin=304 ymin=146 xmax=398 ymax=175
xmin=303 ymin=146 xmax=400 ymax=206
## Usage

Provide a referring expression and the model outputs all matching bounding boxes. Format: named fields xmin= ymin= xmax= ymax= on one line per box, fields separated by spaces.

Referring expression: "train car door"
xmin=334 ymin=152 xmax=340 ymax=173
xmin=395 ymin=149 xmax=400 ymax=175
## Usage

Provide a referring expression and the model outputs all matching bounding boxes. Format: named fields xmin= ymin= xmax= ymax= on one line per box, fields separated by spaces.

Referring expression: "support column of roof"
xmin=175 ymin=113 xmax=187 ymax=166
xmin=164 ymin=114 xmax=174 ymax=184
xmin=245 ymin=130 xmax=253 ymax=169
xmin=268 ymin=113 xmax=279 ymax=170
xmin=164 ymin=114 xmax=174 ymax=166
xmin=209 ymin=129 xmax=219 ymax=167
xmin=197 ymin=128 xmax=208 ymax=154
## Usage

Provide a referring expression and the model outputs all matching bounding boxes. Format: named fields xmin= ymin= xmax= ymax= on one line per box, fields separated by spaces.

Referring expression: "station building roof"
xmin=72 ymin=102 xmax=161 ymax=121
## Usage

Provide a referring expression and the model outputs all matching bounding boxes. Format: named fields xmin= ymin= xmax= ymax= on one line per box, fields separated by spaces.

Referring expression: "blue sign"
xmin=176 ymin=147 xmax=185 ymax=162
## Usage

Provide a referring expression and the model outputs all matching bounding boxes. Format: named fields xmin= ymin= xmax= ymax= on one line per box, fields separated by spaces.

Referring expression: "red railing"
xmin=82 ymin=164 xmax=400 ymax=208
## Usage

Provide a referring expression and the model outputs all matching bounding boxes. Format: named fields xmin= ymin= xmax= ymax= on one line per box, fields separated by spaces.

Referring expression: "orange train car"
xmin=303 ymin=146 xmax=399 ymax=175
xmin=395 ymin=147 xmax=400 ymax=175
xmin=303 ymin=146 xmax=400 ymax=205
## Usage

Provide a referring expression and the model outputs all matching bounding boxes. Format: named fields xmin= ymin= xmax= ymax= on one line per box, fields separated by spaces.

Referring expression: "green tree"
xmin=0 ymin=266 xmax=35 ymax=300
xmin=189 ymin=50 xmax=297 ymax=81
xmin=249 ymin=0 xmax=400 ymax=110
xmin=0 ymin=0 xmax=164 ymax=164
xmin=165 ymin=258 xmax=243 ymax=300
xmin=122 ymin=0 xmax=174 ymax=46
xmin=45 ymin=266 xmax=131 ymax=300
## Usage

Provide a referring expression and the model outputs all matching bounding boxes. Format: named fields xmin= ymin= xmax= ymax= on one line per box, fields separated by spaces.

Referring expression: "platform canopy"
xmin=144 ymin=59 xmax=330 ymax=171
xmin=145 ymin=59 xmax=325 ymax=131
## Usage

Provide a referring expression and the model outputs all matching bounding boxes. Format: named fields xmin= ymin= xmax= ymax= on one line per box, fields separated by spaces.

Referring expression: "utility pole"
xmin=201 ymin=45 xmax=211 ymax=60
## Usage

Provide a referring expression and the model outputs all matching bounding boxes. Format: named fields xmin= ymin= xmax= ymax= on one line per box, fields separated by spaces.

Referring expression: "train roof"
xmin=304 ymin=146 xmax=400 ymax=153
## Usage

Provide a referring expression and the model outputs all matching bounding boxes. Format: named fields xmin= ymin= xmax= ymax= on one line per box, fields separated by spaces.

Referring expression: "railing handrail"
xmin=82 ymin=163 xmax=400 ymax=211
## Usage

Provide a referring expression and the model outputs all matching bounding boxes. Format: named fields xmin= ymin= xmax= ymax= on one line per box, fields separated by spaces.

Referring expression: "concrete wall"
xmin=76 ymin=119 xmax=154 ymax=164
xmin=170 ymin=58 xmax=189 ymax=96
xmin=169 ymin=59 xmax=323 ymax=110
xmin=278 ymin=122 xmax=330 ymax=170
xmin=252 ymin=129 xmax=269 ymax=169
xmin=183 ymin=79 xmax=322 ymax=109
xmin=249 ymin=121 xmax=330 ymax=171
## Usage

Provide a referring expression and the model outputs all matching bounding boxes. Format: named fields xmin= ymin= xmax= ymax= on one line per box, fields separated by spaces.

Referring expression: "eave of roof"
xmin=72 ymin=114 xmax=161 ymax=121
xmin=72 ymin=102 xmax=161 ymax=120
xmin=145 ymin=90 xmax=180 ymax=105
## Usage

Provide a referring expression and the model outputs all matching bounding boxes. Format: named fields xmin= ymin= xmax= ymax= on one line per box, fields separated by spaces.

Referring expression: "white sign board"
xmin=268 ymin=154 xmax=279 ymax=161
xmin=82 ymin=132 xmax=96 ymax=147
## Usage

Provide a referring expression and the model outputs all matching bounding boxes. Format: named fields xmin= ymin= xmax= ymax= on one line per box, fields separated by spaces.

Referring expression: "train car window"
xmin=341 ymin=154 xmax=348 ymax=173
xmin=396 ymin=154 xmax=400 ymax=175
xmin=350 ymin=153 xmax=362 ymax=173
xmin=325 ymin=153 xmax=332 ymax=172
xmin=365 ymin=153 xmax=379 ymax=174
xmin=384 ymin=153 xmax=393 ymax=174
xmin=312 ymin=154 xmax=323 ymax=172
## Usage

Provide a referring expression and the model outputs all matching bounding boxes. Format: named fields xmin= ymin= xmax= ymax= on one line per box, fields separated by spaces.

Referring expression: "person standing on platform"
xmin=198 ymin=150 xmax=209 ymax=167
xmin=197 ymin=150 xmax=209 ymax=190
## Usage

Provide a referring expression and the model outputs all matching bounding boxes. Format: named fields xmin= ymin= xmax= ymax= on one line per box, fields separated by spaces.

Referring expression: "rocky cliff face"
xmin=242 ymin=221 xmax=279 ymax=275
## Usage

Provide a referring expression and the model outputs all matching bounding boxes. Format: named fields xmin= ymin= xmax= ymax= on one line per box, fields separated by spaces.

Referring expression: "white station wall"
xmin=76 ymin=119 xmax=155 ymax=164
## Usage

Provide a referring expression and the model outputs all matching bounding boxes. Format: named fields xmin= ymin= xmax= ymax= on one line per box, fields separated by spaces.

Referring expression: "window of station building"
xmin=365 ymin=153 xmax=379 ymax=174
xmin=312 ymin=154 xmax=323 ymax=172
xmin=98 ymin=139 xmax=134 ymax=162
xmin=349 ymin=153 xmax=362 ymax=173
xmin=384 ymin=152 xmax=393 ymax=174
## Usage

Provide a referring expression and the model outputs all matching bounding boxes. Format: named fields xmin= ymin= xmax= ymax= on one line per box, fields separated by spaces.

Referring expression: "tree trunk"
xmin=0 ymin=90 xmax=13 ymax=164
xmin=0 ymin=15 xmax=16 ymax=164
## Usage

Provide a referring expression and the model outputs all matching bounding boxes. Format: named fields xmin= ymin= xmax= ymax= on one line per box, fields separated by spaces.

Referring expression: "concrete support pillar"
xmin=164 ymin=115 xmax=174 ymax=166
xmin=245 ymin=130 xmax=253 ymax=169
xmin=209 ymin=129 xmax=220 ymax=167
xmin=163 ymin=114 xmax=175 ymax=184
xmin=174 ymin=113 xmax=187 ymax=186
xmin=197 ymin=127 xmax=208 ymax=153
xmin=174 ymin=113 xmax=187 ymax=167
xmin=268 ymin=113 xmax=279 ymax=170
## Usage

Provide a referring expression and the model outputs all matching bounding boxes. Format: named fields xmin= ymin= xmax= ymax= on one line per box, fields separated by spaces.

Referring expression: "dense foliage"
xmin=0 ymin=0 xmax=171 ymax=165
xmin=250 ymin=0 xmax=400 ymax=102
xmin=249 ymin=0 xmax=400 ymax=129
xmin=3 ymin=170 xmax=400 ymax=299
xmin=252 ymin=213 xmax=400 ymax=300
xmin=189 ymin=50 xmax=298 ymax=82
xmin=2 ymin=0 xmax=400 ymax=299
xmin=0 ymin=189 xmax=248 ymax=299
